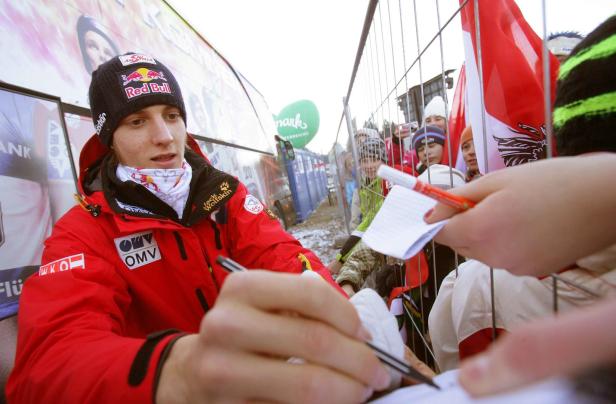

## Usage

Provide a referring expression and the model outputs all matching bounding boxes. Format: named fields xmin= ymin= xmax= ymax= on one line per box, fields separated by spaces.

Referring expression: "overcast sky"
xmin=168 ymin=0 xmax=613 ymax=154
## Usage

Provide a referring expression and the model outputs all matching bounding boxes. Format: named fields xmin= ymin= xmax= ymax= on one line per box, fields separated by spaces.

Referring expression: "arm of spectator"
xmin=425 ymin=154 xmax=616 ymax=276
xmin=156 ymin=271 xmax=391 ymax=403
xmin=458 ymin=297 xmax=616 ymax=397
xmin=335 ymin=243 xmax=382 ymax=297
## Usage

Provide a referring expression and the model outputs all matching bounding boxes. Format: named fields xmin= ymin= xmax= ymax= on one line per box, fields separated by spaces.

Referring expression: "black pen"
xmin=216 ymin=256 xmax=246 ymax=273
xmin=216 ymin=255 xmax=440 ymax=390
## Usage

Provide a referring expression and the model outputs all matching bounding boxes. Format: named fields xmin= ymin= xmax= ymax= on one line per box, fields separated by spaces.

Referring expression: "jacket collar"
xmin=76 ymin=133 xmax=238 ymax=231
xmin=77 ymin=133 xmax=207 ymax=193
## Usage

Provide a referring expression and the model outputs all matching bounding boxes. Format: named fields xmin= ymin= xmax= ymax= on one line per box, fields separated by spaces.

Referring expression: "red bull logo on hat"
xmin=120 ymin=67 xmax=172 ymax=100
xmin=121 ymin=67 xmax=167 ymax=85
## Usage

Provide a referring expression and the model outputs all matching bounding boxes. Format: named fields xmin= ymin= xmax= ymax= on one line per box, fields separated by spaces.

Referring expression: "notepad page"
xmin=370 ymin=370 xmax=576 ymax=403
xmin=362 ymin=185 xmax=447 ymax=260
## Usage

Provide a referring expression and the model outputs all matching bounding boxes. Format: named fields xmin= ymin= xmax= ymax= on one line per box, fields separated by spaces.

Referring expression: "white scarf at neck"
xmin=116 ymin=161 xmax=192 ymax=219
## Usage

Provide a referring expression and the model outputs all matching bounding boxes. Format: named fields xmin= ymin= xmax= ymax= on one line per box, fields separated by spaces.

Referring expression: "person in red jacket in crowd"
xmin=7 ymin=53 xmax=391 ymax=403
xmin=385 ymin=122 xmax=416 ymax=174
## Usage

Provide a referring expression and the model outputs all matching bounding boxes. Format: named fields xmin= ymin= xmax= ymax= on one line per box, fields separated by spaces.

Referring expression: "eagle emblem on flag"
xmin=493 ymin=123 xmax=547 ymax=167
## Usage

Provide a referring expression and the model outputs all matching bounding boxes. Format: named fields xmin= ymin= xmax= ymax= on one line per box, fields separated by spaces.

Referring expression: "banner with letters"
xmin=0 ymin=87 xmax=75 ymax=319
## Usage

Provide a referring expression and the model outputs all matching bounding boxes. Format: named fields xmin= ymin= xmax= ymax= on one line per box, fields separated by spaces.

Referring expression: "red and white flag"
xmin=448 ymin=64 xmax=468 ymax=172
xmin=460 ymin=0 xmax=559 ymax=173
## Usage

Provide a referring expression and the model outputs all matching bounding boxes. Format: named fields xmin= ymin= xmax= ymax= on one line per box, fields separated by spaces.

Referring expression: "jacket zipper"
xmin=174 ymin=228 xmax=219 ymax=311
xmin=209 ymin=220 xmax=222 ymax=249
xmin=173 ymin=231 xmax=188 ymax=260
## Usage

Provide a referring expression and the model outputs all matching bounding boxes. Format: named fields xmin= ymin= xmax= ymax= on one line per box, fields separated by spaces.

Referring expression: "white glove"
xmin=351 ymin=288 xmax=404 ymax=390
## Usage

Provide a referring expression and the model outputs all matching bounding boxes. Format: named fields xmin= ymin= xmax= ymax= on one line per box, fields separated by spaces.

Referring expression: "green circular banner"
xmin=275 ymin=100 xmax=320 ymax=148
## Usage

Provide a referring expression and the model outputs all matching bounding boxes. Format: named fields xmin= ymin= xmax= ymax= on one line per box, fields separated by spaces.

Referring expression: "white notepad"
xmin=362 ymin=185 xmax=447 ymax=259
xmin=370 ymin=370 xmax=577 ymax=403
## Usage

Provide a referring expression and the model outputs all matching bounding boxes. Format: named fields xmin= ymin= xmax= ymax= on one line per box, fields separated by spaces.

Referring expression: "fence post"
xmin=331 ymin=146 xmax=352 ymax=234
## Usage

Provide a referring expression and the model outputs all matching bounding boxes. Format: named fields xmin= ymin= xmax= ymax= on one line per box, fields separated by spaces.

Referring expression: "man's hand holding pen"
xmin=156 ymin=270 xmax=393 ymax=404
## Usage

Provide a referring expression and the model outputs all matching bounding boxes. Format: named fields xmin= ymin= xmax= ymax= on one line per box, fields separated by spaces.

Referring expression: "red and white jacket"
xmin=7 ymin=135 xmax=340 ymax=403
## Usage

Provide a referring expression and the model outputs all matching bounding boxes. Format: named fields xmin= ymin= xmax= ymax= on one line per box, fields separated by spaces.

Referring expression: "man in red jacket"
xmin=7 ymin=53 xmax=390 ymax=403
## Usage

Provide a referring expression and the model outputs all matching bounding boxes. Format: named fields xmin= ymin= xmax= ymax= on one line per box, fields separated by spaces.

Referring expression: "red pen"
xmin=377 ymin=165 xmax=475 ymax=211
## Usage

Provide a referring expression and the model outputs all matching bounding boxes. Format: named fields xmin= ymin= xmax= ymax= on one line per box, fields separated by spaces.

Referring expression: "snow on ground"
xmin=288 ymin=201 xmax=348 ymax=265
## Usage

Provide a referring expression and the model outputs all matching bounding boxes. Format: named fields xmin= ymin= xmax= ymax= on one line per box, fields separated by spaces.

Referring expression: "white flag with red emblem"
xmin=460 ymin=0 xmax=559 ymax=173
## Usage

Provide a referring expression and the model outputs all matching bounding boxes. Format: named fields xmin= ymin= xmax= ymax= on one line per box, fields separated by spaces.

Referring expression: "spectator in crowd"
xmin=346 ymin=127 xmax=381 ymax=227
xmin=336 ymin=164 xmax=465 ymax=300
xmin=409 ymin=165 xmax=467 ymax=334
xmin=547 ymin=31 xmax=584 ymax=64
xmin=412 ymin=125 xmax=446 ymax=175
xmin=426 ymin=15 xmax=616 ymax=395
xmin=459 ymin=127 xmax=481 ymax=182
xmin=331 ymin=138 xmax=388 ymax=292
xmin=7 ymin=53 xmax=392 ymax=403
xmin=385 ymin=122 xmax=415 ymax=173
xmin=343 ymin=152 xmax=357 ymax=207
xmin=354 ymin=127 xmax=379 ymax=146
xmin=423 ymin=96 xmax=448 ymax=132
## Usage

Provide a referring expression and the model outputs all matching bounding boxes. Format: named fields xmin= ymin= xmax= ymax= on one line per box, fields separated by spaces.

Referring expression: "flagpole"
xmin=542 ymin=0 xmax=560 ymax=316
xmin=435 ymin=0 xmax=454 ymax=181
xmin=473 ymin=0 xmax=489 ymax=175
xmin=541 ymin=0 xmax=554 ymax=159
xmin=472 ymin=0 xmax=498 ymax=342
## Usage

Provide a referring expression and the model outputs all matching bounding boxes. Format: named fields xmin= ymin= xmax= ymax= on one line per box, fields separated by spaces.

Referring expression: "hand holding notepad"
xmin=362 ymin=165 xmax=474 ymax=259
xmin=362 ymin=185 xmax=448 ymax=259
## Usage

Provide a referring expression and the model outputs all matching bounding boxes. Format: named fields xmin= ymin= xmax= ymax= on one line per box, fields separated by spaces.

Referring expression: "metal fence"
xmin=329 ymin=0 xmax=607 ymax=370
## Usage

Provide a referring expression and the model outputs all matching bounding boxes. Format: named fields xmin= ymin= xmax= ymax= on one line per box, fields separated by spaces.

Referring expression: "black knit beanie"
xmin=89 ymin=52 xmax=187 ymax=146
xmin=553 ymin=15 xmax=616 ymax=156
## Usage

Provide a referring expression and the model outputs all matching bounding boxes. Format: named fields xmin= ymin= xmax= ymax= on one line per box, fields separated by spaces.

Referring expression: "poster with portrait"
xmin=0 ymin=0 xmax=276 ymax=154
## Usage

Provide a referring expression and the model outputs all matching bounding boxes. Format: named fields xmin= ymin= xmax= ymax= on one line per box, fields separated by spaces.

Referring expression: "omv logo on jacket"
xmin=114 ymin=231 xmax=161 ymax=270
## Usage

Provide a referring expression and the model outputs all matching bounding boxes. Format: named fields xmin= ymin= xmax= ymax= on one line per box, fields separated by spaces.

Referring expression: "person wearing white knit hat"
xmin=423 ymin=95 xmax=447 ymax=132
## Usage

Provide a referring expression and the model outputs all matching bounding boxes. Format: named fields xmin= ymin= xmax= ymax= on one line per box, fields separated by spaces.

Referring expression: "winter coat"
xmin=429 ymin=245 xmax=616 ymax=371
xmin=355 ymin=177 xmax=387 ymax=235
xmin=336 ymin=241 xmax=384 ymax=291
xmin=385 ymin=136 xmax=414 ymax=172
xmin=7 ymin=135 xmax=338 ymax=404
